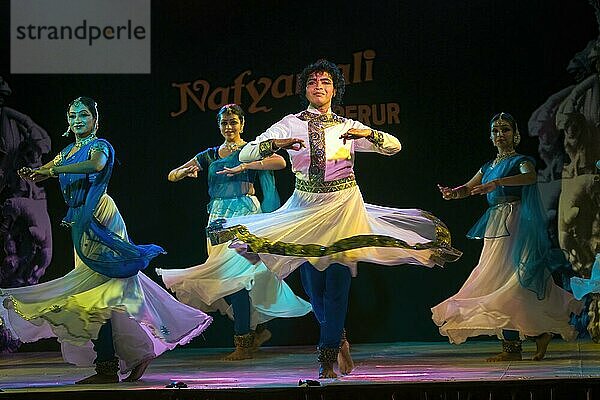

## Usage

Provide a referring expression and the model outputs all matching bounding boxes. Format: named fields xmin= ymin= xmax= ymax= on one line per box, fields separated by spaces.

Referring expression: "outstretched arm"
xmin=471 ymin=161 xmax=536 ymax=195
xmin=18 ymin=159 xmax=55 ymax=183
xmin=22 ymin=151 xmax=108 ymax=181
xmin=438 ymin=170 xmax=483 ymax=200
xmin=168 ymin=157 xmax=202 ymax=182
xmin=342 ymin=122 xmax=401 ymax=155
xmin=239 ymin=118 xmax=300 ymax=162
xmin=217 ymin=154 xmax=287 ymax=177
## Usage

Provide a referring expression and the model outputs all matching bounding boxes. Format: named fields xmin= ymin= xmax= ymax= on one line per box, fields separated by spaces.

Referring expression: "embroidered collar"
xmin=306 ymin=105 xmax=332 ymax=116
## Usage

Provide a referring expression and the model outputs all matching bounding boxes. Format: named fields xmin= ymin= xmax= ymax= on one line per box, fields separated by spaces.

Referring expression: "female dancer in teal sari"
xmin=157 ymin=104 xmax=311 ymax=360
xmin=432 ymin=112 xmax=581 ymax=362
xmin=1 ymin=97 xmax=212 ymax=384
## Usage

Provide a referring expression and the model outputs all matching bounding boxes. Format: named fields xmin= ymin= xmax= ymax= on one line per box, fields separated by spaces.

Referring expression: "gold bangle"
xmin=240 ymin=163 xmax=246 ymax=171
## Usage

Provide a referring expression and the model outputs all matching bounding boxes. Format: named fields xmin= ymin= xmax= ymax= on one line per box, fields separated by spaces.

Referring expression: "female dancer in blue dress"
xmin=157 ymin=104 xmax=311 ymax=360
xmin=432 ymin=112 xmax=581 ymax=361
xmin=1 ymin=97 xmax=212 ymax=384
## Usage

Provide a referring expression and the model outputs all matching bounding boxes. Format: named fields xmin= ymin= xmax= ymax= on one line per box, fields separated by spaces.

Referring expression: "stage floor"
xmin=2 ymin=339 xmax=600 ymax=399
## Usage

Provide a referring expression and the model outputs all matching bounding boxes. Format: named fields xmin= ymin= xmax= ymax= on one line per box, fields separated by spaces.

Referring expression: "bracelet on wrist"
xmin=452 ymin=185 xmax=468 ymax=199
xmin=49 ymin=167 xmax=58 ymax=177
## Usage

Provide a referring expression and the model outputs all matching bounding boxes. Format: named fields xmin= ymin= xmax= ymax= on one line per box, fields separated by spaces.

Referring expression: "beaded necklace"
xmin=492 ymin=150 xmax=516 ymax=167
xmin=221 ymin=141 xmax=245 ymax=152
xmin=74 ymin=134 xmax=97 ymax=149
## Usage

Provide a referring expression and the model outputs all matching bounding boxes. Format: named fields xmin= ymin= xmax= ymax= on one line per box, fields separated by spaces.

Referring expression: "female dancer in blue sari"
xmin=1 ymin=97 xmax=212 ymax=384
xmin=157 ymin=104 xmax=311 ymax=360
xmin=432 ymin=112 xmax=581 ymax=361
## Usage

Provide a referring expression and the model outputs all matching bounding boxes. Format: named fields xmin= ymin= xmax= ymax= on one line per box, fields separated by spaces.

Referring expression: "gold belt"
xmin=295 ymin=176 xmax=357 ymax=193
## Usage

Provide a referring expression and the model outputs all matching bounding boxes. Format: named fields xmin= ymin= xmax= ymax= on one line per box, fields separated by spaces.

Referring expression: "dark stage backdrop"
xmin=0 ymin=0 xmax=596 ymax=350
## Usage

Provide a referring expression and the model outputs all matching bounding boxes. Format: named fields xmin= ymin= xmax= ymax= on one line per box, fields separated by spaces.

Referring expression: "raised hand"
xmin=17 ymin=167 xmax=34 ymax=180
xmin=180 ymin=165 xmax=199 ymax=179
xmin=30 ymin=168 xmax=51 ymax=179
xmin=217 ymin=165 xmax=245 ymax=177
xmin=273 ymin=138 xmax=305 ymax=151
xmin=339 ymin=128 xmax=371 ymax=144
xmin=19 ymin=167 xmax=50 ymax=181
xmin=437 ymin=184 xmax=455 ymax=200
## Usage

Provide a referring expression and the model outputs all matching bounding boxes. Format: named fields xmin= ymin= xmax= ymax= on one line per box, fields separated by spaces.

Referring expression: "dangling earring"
xmin=63 ymin=127 xmax=71 ymax=137
xmin=513 ymin=131 xmax=521 ymax=146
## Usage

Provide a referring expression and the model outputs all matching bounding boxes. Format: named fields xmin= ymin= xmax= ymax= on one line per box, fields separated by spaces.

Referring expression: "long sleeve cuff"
xmin=365 ymin=130 xmax=401 ymax=155
xmin=367 ymin=130 xmax=385 ymax=146
xmin=258 ymin=139 xmax=277 ymax=158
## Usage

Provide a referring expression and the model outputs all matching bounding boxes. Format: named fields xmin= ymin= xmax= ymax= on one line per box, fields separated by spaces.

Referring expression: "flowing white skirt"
xmin=157 ymin=195 xmax=312 ymax=327
xmin=221 ymin=185 xmax=462 ymax=278
xmin=431 ymin=202 xmax=582 ymax=344
xmin=157 ymin=242 xmax=312 ymax=327
xmin=0 ymin=194 xmax=212 ymax=373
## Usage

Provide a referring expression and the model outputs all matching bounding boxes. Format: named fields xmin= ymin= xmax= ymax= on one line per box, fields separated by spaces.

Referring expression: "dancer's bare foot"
xmin=222 ymin=347 xmax=253 ymax=361
xmin=75 ymin=373 xmax=119 ymax=384
xmin=252 ymin=328 xmax=272 ymax=351
xmin=319 ymin=362 xmax=337 ymax=379
xmin=123 ymin=358 xmax=153 ymax=382
xmin=337 ymin=340 xmax=354 ymax=375
xmin=486 ymin=351 xmax=522 ymax=362
xmin=532 ymin=333 xmax=553 ymax=361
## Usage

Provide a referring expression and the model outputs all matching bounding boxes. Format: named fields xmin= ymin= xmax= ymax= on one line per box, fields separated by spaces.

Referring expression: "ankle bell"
xmin=95 ymin=357 xmax=119 ymax=376
xmin=340 ymin=328 xmax=348 ymax=346
xmin=317 ymin=346 xmax=339 ymax=364
xmin=233 ymin=332 xmax=255 ymax=348
xmin=502 ymin=339 xmax=522 ymax=354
